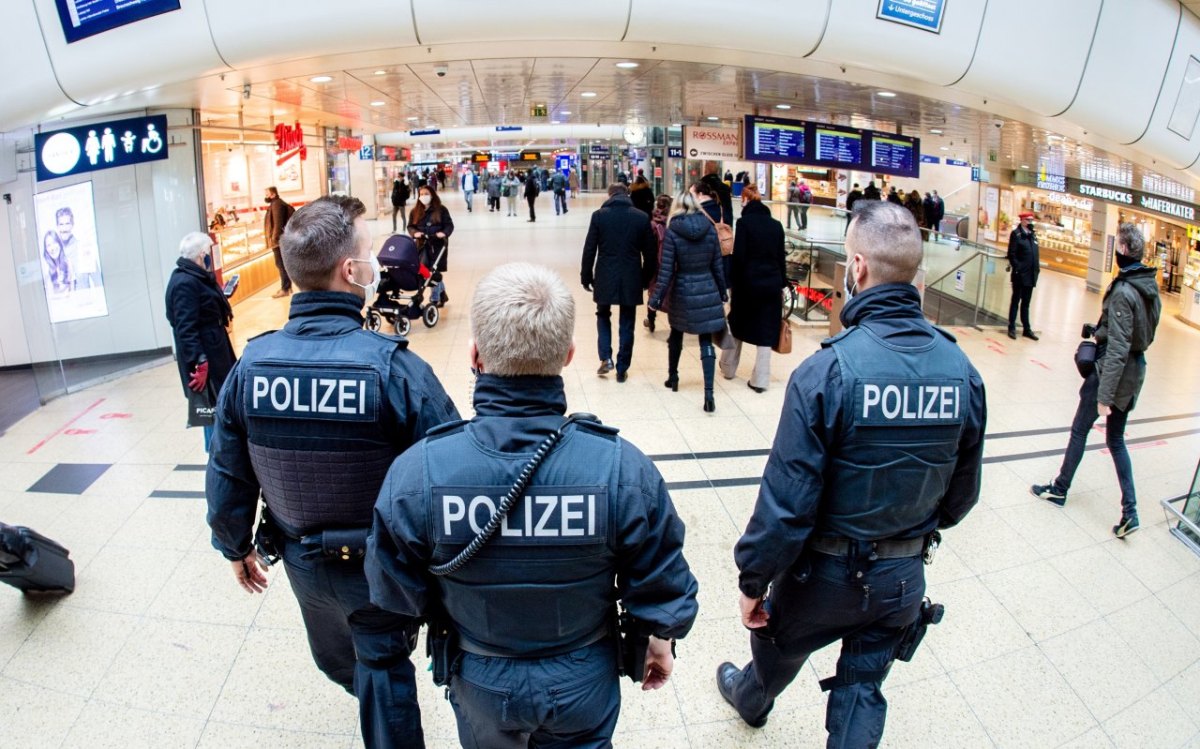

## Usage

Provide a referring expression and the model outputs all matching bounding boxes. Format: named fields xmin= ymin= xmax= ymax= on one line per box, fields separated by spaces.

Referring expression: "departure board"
xmin=868 ymin=131 xmax=920 ymax=178
xmin=814 ymin=126 xmax=863 ymax=166
xmin=744 ymin=115 xmax=807 ymax=163
xmin=55 ymin=0 xmax=181 ymax=43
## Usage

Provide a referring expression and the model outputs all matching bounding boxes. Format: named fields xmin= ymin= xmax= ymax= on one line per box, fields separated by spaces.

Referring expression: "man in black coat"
xmin=844 ymin=183 xmax=863 ymax=235
xmin=581 ymin=183 xmax=657 ymax=382
xmin=264 ymin=186 xmax=295 ymax=298
xmin=1006 ymin=211 xmax=1040 ymax=340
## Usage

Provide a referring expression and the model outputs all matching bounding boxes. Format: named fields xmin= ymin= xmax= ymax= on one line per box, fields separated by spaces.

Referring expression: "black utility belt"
xmin=457 ymin=629 xmax=610 ymax=659
xmin=809 ymin=536 xmax=925 ymax=559
xmin=297 ymin=527 xmax=370 ymax=562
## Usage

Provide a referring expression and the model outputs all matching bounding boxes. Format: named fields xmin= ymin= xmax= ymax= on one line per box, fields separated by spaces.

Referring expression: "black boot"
xmin=665 ymin=335 xmax=682 ymax=391
xmin=701 ymin=343 xmax=716 ymax=412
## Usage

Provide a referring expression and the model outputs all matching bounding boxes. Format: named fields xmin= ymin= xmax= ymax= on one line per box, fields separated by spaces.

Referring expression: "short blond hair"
xmin=472 ymin=263 xmax=575 ymax=376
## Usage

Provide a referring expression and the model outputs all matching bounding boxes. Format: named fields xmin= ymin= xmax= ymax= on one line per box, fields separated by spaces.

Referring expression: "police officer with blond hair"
xmin=206 ymin=195 xmax=459 ymax=749
xmin=367 ymin=262 xmax=699 ymax=748
xmin=715 ymin=200 xmax=986 ymax=747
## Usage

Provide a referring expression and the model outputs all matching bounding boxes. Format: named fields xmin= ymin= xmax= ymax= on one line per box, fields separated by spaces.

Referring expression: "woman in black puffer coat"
xmin=649 ymin=191 xmax=728 ymax=412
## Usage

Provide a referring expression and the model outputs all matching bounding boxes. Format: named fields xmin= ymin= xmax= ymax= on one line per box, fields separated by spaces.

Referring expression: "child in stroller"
xmin=364 ymin=234 xmax=446 ymax=335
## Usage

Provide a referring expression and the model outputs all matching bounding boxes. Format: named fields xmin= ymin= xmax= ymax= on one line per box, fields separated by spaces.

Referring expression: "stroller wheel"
xmin=395 ymin=316 xmax=412 ymax=336
xmin=365 ymin=309 xmax=383 ymax=331
xmin=422 ymin=304 xmax=440 ymax=328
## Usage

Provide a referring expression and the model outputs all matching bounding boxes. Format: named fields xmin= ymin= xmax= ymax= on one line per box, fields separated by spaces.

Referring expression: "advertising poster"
xmin=274 ymin=153 xmax=303 ymax=192
xmin=981 ymin=186 xmax=999 ymax=242
xmin=998 ymin=189 xmax=1014 ymax=240
xmin=34 ymin=182 xmax=109 ymax=323
xmin=685 ymin=126 xmax=740 ymax=160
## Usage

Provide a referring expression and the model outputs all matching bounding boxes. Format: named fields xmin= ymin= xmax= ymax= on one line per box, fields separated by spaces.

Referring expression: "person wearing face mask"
xmin=1006 ymin=211 xmax=1041 ymax=340
xmin=263 ymin=186 xmax=296 ymax=298
xmin=715 ymin=201 xmax=986 ymax=747
xmin=165 ymin=231 xmax=236 ymax=451
xmin=1032 ymin=223 xmax=1161 ymax=538
xmin=408 ymin=186 xmax=454 ymax=306
xmin=206 ymin=196 xmax=460 ymax=749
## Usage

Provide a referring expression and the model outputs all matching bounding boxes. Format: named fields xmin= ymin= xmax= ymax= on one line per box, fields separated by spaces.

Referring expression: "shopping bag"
xmin=774 ymin=319 xmax=793 ymax=354
xmin=187 ymin=382 xmax=217 ymax=428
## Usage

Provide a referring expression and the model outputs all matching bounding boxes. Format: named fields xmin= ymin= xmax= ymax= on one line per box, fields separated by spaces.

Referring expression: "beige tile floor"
xmin=2 ymin=192 xmax=1200 ymax=748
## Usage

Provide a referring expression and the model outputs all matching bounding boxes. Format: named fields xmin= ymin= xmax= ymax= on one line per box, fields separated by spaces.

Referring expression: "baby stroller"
xmin=365 ymin=234 xmax=445 ymax=335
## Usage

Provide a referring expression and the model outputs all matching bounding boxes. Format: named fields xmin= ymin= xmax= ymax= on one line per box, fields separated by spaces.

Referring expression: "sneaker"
xmin=596 ymin=359 xmax=614 ymax=376
xmin=1031 ymin=483 xmax=1066 ymax=507
xmin=1113 ymin=515 xmax=1140 ymax=539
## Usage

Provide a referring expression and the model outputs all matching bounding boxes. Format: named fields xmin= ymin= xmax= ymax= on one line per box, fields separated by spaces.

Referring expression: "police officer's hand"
xmin=641 ymin=636 xmax=674 ymax=691
xmin=231 ymin=551 xmax=269 ymax=594
xmin=188 ymin=361 xmax=209 ymax=392
xmin=740 ymin=593 xmax=769 ymax=629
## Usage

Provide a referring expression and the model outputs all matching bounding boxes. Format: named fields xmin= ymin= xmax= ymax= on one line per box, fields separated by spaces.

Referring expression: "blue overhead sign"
xmin=877 ymin=0 xmax=946 ymax=34
xmin=409 ymin=129 xmax=441 ymax=137
xmin=35 ymin=114 xmax=169 ymax=182
xmin=495 ymin=125 xmax=523 ymax=132
xmin=667 ymin=146 xmax=683 ymax=158
xmin=920 ymin=155 xmax=941 ymax=164
xmin=55 ymin=0 xmax=181 ymax=43
xmin=946 ymin=158 xmax=969 ymax=167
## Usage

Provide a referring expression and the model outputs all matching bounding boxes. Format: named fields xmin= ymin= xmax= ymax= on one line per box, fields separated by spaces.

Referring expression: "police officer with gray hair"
xmin=206 ymin=195 xmax=459 ymax=749
xmin=366 ymin=262 xmax=699 ymax=748
xmin=715 ymin=200 xmax=986 ymax=747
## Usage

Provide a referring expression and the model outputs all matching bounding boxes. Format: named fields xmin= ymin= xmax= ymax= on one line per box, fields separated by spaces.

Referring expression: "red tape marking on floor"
xmin=64 ymin=428 xmax=96 ymax=435
xmin=99 ymin=413 xmax=132 ymax=420
xmin=1030 ymin=359 xmax=1051 ymax=370
xmin=26 ymin=398 xmax=106 ymax=455
xmin=1104 ymin=440 xmax=1166 ymax=453
xmin=984 ymin=338 xmax=1007 ymax=347
xmin=988 ymin=346 xmax=1007 ymax=355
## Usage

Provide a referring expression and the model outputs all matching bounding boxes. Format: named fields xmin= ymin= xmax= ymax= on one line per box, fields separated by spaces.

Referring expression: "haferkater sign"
xmin=1069 ymin=179 xmax=1199 ymax=222
xmin=685 ymin=126 xmax=741 ymax=160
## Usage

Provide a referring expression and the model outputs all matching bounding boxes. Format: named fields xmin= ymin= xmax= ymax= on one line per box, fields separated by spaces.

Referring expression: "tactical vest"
xmin=239 ymin=328 xmax=404 ymax=537
xmin=820 ymin=321 xmax=970 ymax=540
xmin=422 ymin=419 xmax=622 ymax=658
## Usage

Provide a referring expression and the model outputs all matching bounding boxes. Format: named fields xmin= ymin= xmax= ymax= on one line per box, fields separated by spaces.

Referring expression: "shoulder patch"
xmin=820 ymin=325 xmax=857 ymax=349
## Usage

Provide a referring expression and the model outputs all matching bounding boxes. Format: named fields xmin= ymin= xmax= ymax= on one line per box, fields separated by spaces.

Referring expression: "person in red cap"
xmin=1006 ymin=211 xmax=1040 ymax=340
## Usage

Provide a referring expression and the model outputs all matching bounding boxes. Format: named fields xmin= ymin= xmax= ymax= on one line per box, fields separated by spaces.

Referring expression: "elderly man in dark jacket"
xmin=1006 ymin=211 xmax=1040 ymax=340
xmin=581 ymin=183 xmax=657 ymax=382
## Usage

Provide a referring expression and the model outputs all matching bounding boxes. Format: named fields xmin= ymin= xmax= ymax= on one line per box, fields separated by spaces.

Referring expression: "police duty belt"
xmin=429 ymin=413 xmax=600 ymax=577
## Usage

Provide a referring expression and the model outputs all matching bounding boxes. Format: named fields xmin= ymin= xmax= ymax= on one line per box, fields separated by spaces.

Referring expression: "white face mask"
xmin=350 ymin=256 xmax=381 ymax=302
xmin=419 ymin=194 xmax=432 ymax=206
xmin=843 ymin=257 xmax=859 ymax=302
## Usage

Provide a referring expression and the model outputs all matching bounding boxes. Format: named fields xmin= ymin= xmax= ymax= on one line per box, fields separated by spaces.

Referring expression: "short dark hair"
xmin=280 ymin=196 xmax=365 ymax=290
xmin=266 ymin=186 xmax=279 ymax=198
xmin=55 ymin=206 xmax=74 ymax=223
xmin=607 ymin=183 xmax=629 ymax=197
xmin=1117 ymin=223 xmax=1145 ymax=261
xmin=847 ymin=201 xmax=923 ymax=284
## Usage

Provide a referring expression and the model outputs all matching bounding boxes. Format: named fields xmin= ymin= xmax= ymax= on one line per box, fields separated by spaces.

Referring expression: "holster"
xmin=613 ymin=606 xmax=671 ymax=683
xmin=894 ymin=597 xmax=945 ymax=663
xmin=253 ymin=505 xmax=283 ymax=566
xmin=299 ymin=528 xmax=370 ymax=562
xmin=426 ymin=612 xmax=460 ymax=687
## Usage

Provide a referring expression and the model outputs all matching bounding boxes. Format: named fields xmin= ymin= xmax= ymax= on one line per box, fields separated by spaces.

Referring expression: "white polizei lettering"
xmin=317 ymin=379 xmax=337 ymax=413
xmin=901 ymin=386 xmax=917 ymax=419
xmin=501 ymin=505 xmax=522 ymax=536
xmin=588 ymin=494 xmax=596 ymax=535
xmin=862 ymin=384 xmax=881 ymax=418
xmin=292 ymin=378 xmax=310 ymax=412
xmin=525 ymin=494 xmax=534 ymax=536
xmin=468 ymin=495 xmax=496 ymax=534
xmin=881 ymin=386 xmax=902 ymax=419
xmin=954 ymin=385 xmax=960 ymax=419
xmin=338 ymin=380 xmax=355 ymax=414
xmin=940 ymin=386 xmax=955 ymax=418
xmin=310 ymin=379 xmax=318 ymax=414
xmin=534 ymin=496 xmax=559 ymax=536
xmin=561 ymin=495 xmax=584 ymax=536
xmin=270 ymin=377 xmax=289 ymax=410
xmin=359 ymin=380 xmax=367 ymax=414
xmin=923 ymin=386 xmax=940 ymax=419
xmin=443 ymin=496 xmax=465 ymax=536
xmin=252 ymin=376 xmax=269 ymax=409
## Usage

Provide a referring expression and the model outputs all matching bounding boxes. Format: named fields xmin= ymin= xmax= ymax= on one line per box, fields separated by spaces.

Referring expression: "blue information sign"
xmin=877 ymin=0 xmax=946 ymax=34
xmin=946 ymin=159 xmax=970 ymax=167
xmin=35 ymin=114 xmax=169 ymax=182
xmin=920 ymin=155 xmax=941 ymax=164
xmin=359 ymin=145 xmax=374 ymax=161
xmin=745 ymin=115 xmax=807 ymax=163
xmin=667 ymin=146 xmax=683 ymax=158
xmin=813 ymin=126 xmax=863 ymax=168
xmin=495 ymin=125 xmax=523 ymax=132
xmin=867 ymin=130 xmax=920 ymax=177
xmin=409 ymin=129 xmax=441 ymax=136
xmin=55 ymin=0 xmax=181 ymax=44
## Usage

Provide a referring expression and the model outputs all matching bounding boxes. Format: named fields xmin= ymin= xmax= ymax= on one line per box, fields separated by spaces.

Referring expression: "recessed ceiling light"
xmin=929 ymin=128 xmax=943 ymax=134
xmin=581 ymin=91 xmax=597 ymax=97
xmin=373 ymin=70 xmax=386 ymax=76
xmin=615 ymin=62 xmax=639 ymax=69
xmin=310 ymin=75 xmax=333 ymax=83
xmin=560 ymin=111 xmax=571 ymax=115
xmin=671 ymin=123 xmax=682 ymax=127
xmin=551 ymin=120 xmax=560 ymax=124
xmin=1020 ymin=164 xmax=1030 ymax=169
xmin=939 ymin=146 xmax=949 ymax=151
xmin=370 ymin=101 xmax=385 ymax=106
xmin=407 ymin=116 xmax=419 ymax=121
xmin=877 ymin=90 xmax=897 ymax=98
xmin=707 ymin=116 xmax=719 ymax=121
xmin=775 ymin=104 xmax=792 ymax=110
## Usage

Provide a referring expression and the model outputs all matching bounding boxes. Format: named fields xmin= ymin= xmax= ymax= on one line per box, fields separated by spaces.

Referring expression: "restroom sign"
xmin=35 ymin=114 xmax=169 ymax=182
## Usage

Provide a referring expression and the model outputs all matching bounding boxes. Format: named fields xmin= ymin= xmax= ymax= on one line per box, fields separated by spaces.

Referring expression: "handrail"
xmin=926 ymin=249 xmax=984 ymax=289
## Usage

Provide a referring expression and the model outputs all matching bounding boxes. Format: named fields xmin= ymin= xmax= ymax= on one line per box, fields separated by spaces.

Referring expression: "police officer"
xmin=206 ymin=196 xmax=459 ymax=749
xmin=715 ymin=201 xmax=986 ymax=747
xmin=366 ymin=262 xmax=699 ymax=748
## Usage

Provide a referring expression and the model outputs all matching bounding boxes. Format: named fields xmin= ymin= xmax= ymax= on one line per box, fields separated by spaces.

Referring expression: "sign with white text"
xmin=877 ymin=0 xmax=946 ymax=33
xmin=685 ymin=126 xmax=741 ymax=160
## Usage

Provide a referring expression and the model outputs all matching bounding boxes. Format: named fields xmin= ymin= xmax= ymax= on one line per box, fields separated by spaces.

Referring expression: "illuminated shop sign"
xmin=36 ymin=114 xmax=169 ymax=182
xmin=1070 ymin=179 xmax=1200 ymax=222
xmin=275 ymin=122 xmax=308 ymax=161
xmin=1076 ymin=182 xmax=1132 ymax=204
xmin=1139 ymin=195 xmax=1195 ymax=221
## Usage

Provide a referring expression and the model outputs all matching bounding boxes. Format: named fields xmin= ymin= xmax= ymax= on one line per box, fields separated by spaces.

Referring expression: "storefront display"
xmin=1181 ymin=240 xmax=1200 ymax=329
xmin=1006 ymin=187 xmax=1093 ymax=276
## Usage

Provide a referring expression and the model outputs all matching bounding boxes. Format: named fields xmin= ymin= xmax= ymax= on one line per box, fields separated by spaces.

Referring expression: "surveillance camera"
xmin=434 ymin=65 xmax=448 ymax=78
xmin=993 ymin=119 xmax=1004 ymax=129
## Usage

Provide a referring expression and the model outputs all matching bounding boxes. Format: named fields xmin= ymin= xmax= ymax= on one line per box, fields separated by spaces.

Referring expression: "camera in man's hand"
xmin=1081 ymin=323 xmax=1096 ymax=339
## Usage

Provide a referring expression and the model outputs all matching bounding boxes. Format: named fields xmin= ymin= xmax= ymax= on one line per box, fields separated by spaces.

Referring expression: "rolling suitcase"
xmin=0 ymin=523 xmax=75 ymax=594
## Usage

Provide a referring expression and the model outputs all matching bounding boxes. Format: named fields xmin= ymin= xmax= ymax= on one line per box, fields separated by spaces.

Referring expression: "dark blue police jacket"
xmin=206 ymin=291 xmax=459 ymax=560
xmin=366 ymin=374 xmax=699 ymax=657
xmin=735 ymin=283 xmax=986 ymax=599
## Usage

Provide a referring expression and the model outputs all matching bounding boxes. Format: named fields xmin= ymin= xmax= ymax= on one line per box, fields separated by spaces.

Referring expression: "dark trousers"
xmin=799 ymin=205 xmax=809 ymax=229
xmin=1053 ymin=371 xmax=1137 ymax=518
xmin=555 ymin=191 xmax=568 ymax=214
xmin=280 ymin=537 xmax=424 ymax=749
xmin=596 ymin=304 xmax=636 ymax=373
xmin=727 ymin=553 xmax=924 ymax=748
xmin=1007 ymin=282 xmax=1034 ymax=333
xmin=272 ymin=246 xmax=292 ymax=292
xmin=787 ymin=204 xmax=800 ymax=229
xmin=391 ymin=203 xmax=406 ymax=232
xmin=449 ymin=640 xmax=620 ymax=749
xmin=527 ymin=195 xmax=537 ymax=221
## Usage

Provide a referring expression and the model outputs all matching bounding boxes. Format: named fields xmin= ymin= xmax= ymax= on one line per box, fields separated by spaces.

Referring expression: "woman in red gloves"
xmin=165 ymin=232 xmax=237 ymax=452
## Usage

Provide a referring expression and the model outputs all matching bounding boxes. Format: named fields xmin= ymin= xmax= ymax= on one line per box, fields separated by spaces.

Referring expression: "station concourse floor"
xmin=2 ymin=192 xmax=1200 ymax=748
